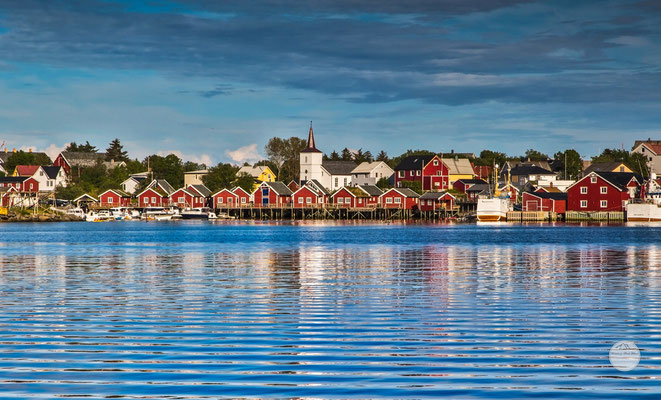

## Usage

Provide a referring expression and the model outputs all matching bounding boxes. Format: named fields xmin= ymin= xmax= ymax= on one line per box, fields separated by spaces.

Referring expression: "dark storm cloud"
xmin=0 ymin=0 xmax=659 ymax=105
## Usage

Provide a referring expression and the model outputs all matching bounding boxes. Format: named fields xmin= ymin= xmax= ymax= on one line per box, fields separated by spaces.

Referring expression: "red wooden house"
xmin=98 ymin=189 xmax=132 ymax=207
xmin=292 ymin=180 xmax=329 ymax=208
xmin=1 ymin=186 xmax=18 ymax=207
xmin=358 ymin=185 xmax=383 ymax=206
xmin=379 ymin=188 xmax=420 ymax=209
xmin=566 ymin=172 xmax=641 ymax=212
xmin=453 ymin=178 xmax=488 ymax=194
xmin=420 ymin=192 xmax=455 ymax=212
xmin=212 ymin=188 xmax=238 ymax=208
xmin=252 ymin=181 xmax=293 ymax=207
xmin=394 ymin=155 xmax=449 ymax=191
xmin=232 ymin=187 xmax=251 ymax=206
xmin=170 ymin=187 xmax=206 ymax=208
xmin=331 ymin=186 xmax=370 ymax=208
xmin=186 ymin=184 xmax=212 ymax=205
xmin=0 ymin=176 xmax=39 ymax=193
xmin=137 ymin=180 xmax=175 ymax=208
xmin=522 ymin=191 xmax=567 ymax=213
xmin=473 ymin=165 xmax=493 ymax=181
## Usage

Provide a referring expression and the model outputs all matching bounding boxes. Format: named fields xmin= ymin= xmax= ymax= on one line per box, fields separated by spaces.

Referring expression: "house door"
xmin=262 ymin=188 xmax=269 ymax=205
xmin=526 ymin=201 xmax=538 ymax=211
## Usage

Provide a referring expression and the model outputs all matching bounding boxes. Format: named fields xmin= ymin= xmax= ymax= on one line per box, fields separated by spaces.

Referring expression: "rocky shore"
xmin=0 ymin=210 xmax=84 ymax=223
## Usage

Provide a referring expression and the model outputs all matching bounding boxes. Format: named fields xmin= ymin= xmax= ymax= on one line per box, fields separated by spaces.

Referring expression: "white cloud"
xmin=157 ymin=150 xmax=214 ymax=167
xmin=14 ymin=143 xmax=67 ymax=161
xmin=225 ymin=143 xmax=262 ymax=165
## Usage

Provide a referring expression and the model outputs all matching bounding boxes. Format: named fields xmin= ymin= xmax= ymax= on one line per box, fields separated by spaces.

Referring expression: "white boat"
xmin=181 ymin=207 xmax=216 ymax=219
xmin=626 ymin=203 xmax=661 ymax=222
xmin=142 ymin=207 xmax=174 ymax=221
xmin=476 ymin=198 xmax=511 ymax=222
xmin=65 ymin=208 xmax=86 ymax=219
xmin=86 ymin=210 xmax=114 ymax=222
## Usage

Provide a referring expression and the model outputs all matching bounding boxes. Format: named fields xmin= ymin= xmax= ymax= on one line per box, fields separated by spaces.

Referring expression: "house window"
xmin=580 ymin=187 xmax=587 ymax=194
xmin=337 ymin=197 xmax=344 ymax=204
xmin=580 ymin=200 xmax=587 ymax=208
xmin=241 ymin=198 xmax=246 ymax=203
xmin=433 ymin=160 xmax=438 ymax=166
xmin=219 ymin=197 xmax=223 ymax=203
xmin=394 ymin=197 xmax=401 ymax=204
xmin=398 ymin=171 xmax=404 ymax=178
xmin=345 ymin=197 xmax=351 ymax=203
xmin=152 ymin=197 xmax=156 ymax=203
xmin=108 ymin=197 xmax=114 ymax=203
xmin=590 ymin=176 xmax=597 ymax=184
xmin=298 ymin=197 xmax=304 ymax=204
xmin=30 ymin=183 xmax=34 ymax=190
xmin=228 ymin=197 xmax=233 ymax=203
xmin=358 ymin=199 xmax=362 ymax=204
xmin=305 ymin=157 xmax=308 ymax=163
xmin=343 ymin=178 xmax=347 ymax=186
xmin=416 ymin=170 xmax=421 ymax=176
xmin=335 ymin=178 xmax=339 ymax=187
xmin=178 ymin=196 xmax=185 ymax=203
xmin=386 ymin=197 xmax=393 ymax=204
xmin=306 ymin=197 xmax=311 ymax=203
xmin=40 ymin=171 xmax=43 ymax=176
xmin=600 ymin=186 xmax=607 ymax=194
xmin=600 ymin=200 xmax=607 ymax=208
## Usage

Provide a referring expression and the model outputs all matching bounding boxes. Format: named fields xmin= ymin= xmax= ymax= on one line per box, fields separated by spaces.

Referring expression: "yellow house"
xmin=441 ymin=158 xmax=475 ymax=186
xmin=583 ymin=162 xmax=632 ymax=175
xmin=237 ymin=165 xmax=277 ymax=191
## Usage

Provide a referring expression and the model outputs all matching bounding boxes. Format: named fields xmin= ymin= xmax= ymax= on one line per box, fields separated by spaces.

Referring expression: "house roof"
xmin=525 ymin=191 xmax=567 ymax=201
xmin=351 ymin=161 xmax=393 ymax=174
xmin=466 ymin=183 xmax=490 ymax=193
xmin=0 ymin=176 xmax=29 ymax=183
xmin=73 ymin=193 xmax=98 ymax=202
xmin=394 ymin=155 xmax=437 ymax=171
xmin=597 ymin=172 xmax=642 ymax=190
xmin=231 ymin=186 xmax=250 ymax=196
xmin=441 ymin=157 xmax=474 ymax=175
xmin=60 ymin=151 xmax=106 ymax=163
xmin=42 ymin=166 xmax=63 ymax=180
xmin=306 ymin=179 xmax=330 ymax=196
xmin=537 ymin=186 xmax=562 ymax=193
xmin=384 ymin=187 xmax=420 ymax=198
xmin=153 ymin=179 xmax=175 ymax=195
xmin=0 ymin=151 xmax=49 ymax=164
xmin=509 ymin=165 xmax=555 ymax=176
xmin=14 ymin=165 xmax=40 ymax=176
xmin=358 ymin=185 xmax=383 ymax=197
xmin=101 ymin=188 xmax=131 ymax=197
xmin=583 ymin=162 xmax=629 ymax=175
xmin=633 ymin=140 xmax=661 ymax=155
xmin=456 ymin=178 xmax=488 ymax=185
xmin=322 ymin=160 xmax=357 ymax=175
xmin=420 ymin=191 xmax=455 ymax=200
xmin=188 ymin=184 xmax=212 ymax=197
xmin=265 ymin=181 xmax=293 ymax=196
xmin=238 ymin=165 xmax=271 ymax=178
xmin=334 ymin=186 xmax=369 ymax=198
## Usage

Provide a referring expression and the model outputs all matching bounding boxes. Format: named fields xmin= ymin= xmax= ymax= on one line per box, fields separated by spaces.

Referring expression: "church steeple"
xmin=302 ymin=121 xmax=321 ymax=153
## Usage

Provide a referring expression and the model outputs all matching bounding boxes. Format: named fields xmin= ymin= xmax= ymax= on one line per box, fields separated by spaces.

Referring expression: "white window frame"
xmin=580 ymin=187 xmax=587 ymax=194
xmin=241 ymin=197 xmax=246 ymax=203
xmin=386 ymin=197 xmax=393 ymax=204
xmin=580 ymin=200 xmax=587 ymax=208
xmin=218 ymin=197 xmax=224 ymax=204
xmin=394 ymin=197 xmax=402 ymax=204
xmin=398 ymin=170 xmax=404 ymax=178
xmin=298 ymin=197 xmax=304 ymax=204
xmin=591 ymin=176 xmax=597 ymax=184
xmin=337 ymin=197 xmax=344 ymax=204
xmin=600 ymin=186 xmax=607 ymax=194
xmin=306 ymin=197 xmax=312 ymax=203
xmin=600 ymin=200 xmax=607 ymax=208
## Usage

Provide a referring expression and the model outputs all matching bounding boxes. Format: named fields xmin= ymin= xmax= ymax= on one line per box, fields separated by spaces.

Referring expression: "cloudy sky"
xmin=1 ymin=0 xmax=660 ymax=165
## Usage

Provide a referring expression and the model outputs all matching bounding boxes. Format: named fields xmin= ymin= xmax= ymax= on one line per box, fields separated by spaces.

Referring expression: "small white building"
xmin=299 ymin=124 xmax=357 ymax=191
xmin=121 ymin=172 xmax=150 ymax=194
xmin=184 ymin=169 xmax=208 ymax=186
xmin=14 ymin=165 xmax=67 ymax=193
xmin=351 ymin=161 xmax=394 ymax=186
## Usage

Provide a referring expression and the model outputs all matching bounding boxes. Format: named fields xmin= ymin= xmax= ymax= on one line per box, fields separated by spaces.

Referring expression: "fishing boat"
xmin=476 ymin=164 xmax=513 ymax=222
xmin=142 ymin=207 xmax=174 ymax=221
xmin=626 ymin=202 xmax=661 ymax=222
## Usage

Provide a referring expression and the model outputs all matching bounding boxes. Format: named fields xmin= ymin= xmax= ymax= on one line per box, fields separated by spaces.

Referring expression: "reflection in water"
xmin=0 ymin=227 xmax=659 ymax=399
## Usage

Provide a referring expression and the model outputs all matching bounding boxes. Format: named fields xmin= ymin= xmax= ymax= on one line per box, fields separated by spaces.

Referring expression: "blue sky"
xmin=1 ymin=0 xmax=660 ymax=165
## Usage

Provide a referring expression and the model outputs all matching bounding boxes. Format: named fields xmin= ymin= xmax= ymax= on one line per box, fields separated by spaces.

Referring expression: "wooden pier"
xmin=215 ymin=205 xmax=459 ymax=221
xmin=506 ymin=211 xmax=559 ymax=222
xmin=565 ymin=211 xmax=624 ymax=222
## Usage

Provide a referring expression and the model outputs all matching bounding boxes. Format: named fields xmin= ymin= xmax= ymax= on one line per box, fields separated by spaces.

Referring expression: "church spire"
xmin=302 ymin=121 xmax=321 ymax=153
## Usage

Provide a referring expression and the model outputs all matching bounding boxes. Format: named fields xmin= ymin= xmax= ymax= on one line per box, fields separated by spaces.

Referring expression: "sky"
xmin=1 ymin=0 xmax=660 ymax=165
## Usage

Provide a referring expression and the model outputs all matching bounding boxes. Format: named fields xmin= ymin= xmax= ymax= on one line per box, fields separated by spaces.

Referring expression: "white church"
xmin=300 ymin=124 xmax=357 ymax=192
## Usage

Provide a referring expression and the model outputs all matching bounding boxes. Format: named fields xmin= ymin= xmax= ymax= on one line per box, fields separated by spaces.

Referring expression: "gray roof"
xmin=189 ymin=184 xmax=212 ymax=197
xmin=42 ymin=166 xmax=63 ymax=180
xmin=267 ymin=181 xmax=293 ymax=196
xmin=420 ymin=191 xmax=454 ymax=200
xmin=583 ymin=162 xmax=629 ymax=175
xmin=358 ymin=185 xmax=383 ymax=197
xmin=151 ymin=179 xmax=175 ymax=195
xmin=392 ymin=188 xmax=420 ymax=198
xmin=61 ymin=151 xmax=106 ymax=162
xmin=466 ymin=183 xmax=490 ymax=193
xmin=308 ymin=179 xmax=330 ymax=196
xmin=322 ymin=160 xmax=357 ymax=175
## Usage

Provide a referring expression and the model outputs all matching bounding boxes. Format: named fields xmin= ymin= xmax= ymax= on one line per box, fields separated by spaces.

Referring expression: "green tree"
xmin=105 ymin=138 xmax=129 ymax=161
xmin=66 ymin=141 xmax=97 ymax=152
xmin=376 ymin=150 xmax=389 ymax=162
xmin=202 ymin=163 xmax=239 ymax=192
xmin=144 ymin=154 xmax=184 ymax=187
xmin=376 ymin=177 xmax=391 ymax=189
xmin=553 ymin=149 xmax=583 ymax=179
xmin=184 ymin=161 xmax=205 ymax=172
xmin=4 ymin=151 xmax=53 ymax=173
xmin=592 ymin=148 xmax=649 ymax=177
xmin=124 ymin=159 xmax=145 ymax=174
xmin=341 ymin=148 xmax=353 ymax=161
xmin=54 ymin=184 xmax=86 ymax=201
xmin=475 ymin=150 xmax=507 ymax=168
xmin=524 ymin=149 xmax=548 ymax=161
xmin=234 ymin=172 xmax=255 ymax=194
xmin=398 ymin=180 xmax=422 ymax=194
xmin=328 ymin=151 xmax=341 ymax=161
xmin=264 ymin=136 xmax=307 ymax=183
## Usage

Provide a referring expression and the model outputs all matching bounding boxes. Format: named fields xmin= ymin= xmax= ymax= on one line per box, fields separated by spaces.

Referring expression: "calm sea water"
xmin=0 ymin=221 xmax=659 ymax=399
